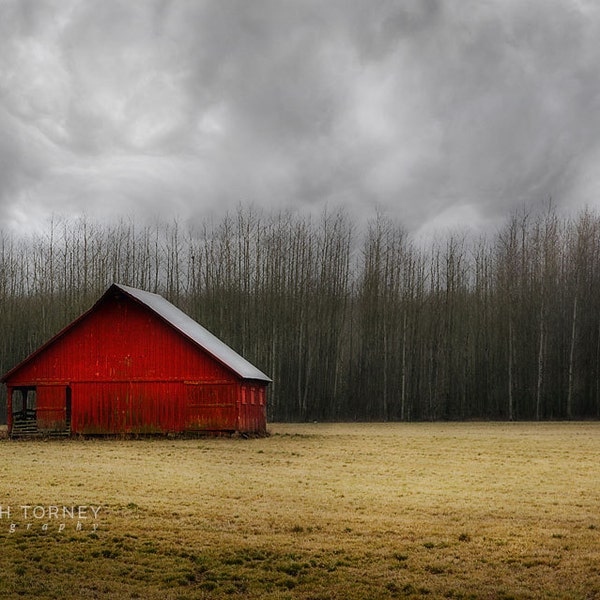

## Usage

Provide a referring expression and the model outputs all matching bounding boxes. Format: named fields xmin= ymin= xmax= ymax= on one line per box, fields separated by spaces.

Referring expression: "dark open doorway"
xmin=11 ymin=387 xmax=37 ymax=435
xmin=10 ymin=385 xmax=71 ymax=437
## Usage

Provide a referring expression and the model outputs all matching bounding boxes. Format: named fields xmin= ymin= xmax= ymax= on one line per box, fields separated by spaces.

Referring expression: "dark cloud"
xmin=0 ymin=0 xmax=599 ymax=234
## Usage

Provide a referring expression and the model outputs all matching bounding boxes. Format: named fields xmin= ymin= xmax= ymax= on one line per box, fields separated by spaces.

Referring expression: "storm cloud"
xmin=1 ymin=0 xmax=599 ymax=235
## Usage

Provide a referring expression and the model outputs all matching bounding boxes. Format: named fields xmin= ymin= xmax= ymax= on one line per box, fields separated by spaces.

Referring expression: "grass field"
xmin=0 ymin=422 xmax=599 ymax=599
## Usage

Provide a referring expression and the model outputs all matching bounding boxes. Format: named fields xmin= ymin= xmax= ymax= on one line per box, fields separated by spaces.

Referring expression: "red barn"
xmin=1 ymin=283 xmax=270 ymax=437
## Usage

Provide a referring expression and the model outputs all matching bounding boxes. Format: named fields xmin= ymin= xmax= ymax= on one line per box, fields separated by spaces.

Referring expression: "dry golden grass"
xmin=0 ymin=422 xmax=599 ymax=599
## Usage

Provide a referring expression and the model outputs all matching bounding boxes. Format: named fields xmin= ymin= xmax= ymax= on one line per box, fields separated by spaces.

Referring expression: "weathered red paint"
xmin=2 ymin=285 xmax=269 ymax=436
xmin=36 ymin=385 xmax=69 ymax=432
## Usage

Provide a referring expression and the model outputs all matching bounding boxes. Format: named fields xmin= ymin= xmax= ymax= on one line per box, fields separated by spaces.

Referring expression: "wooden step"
xmin=11 ymin=421 xmax=71 ymax=438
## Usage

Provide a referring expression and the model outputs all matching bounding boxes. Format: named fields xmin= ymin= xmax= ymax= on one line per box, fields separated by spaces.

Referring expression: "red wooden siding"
xmin=11 ymin=297 xmax=235 ymax=384
xmin=36 ymin=385 xmax=68 ymax=432
xmin=71 ymin=382 xmax=185 ymax=434
xmin=185 ymin=383 xmax=238 ymax=431
xmin=3 ymin=287 xmax=269 ymax=435
xmin=238 ymin=384 xmax=267 ymax=434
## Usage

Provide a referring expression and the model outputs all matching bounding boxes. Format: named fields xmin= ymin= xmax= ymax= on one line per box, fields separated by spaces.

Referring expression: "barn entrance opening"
xmin=10 ymin=385 xmax=72 ymax=437
xmin=11 ymin=387 xmax=37 ymax=435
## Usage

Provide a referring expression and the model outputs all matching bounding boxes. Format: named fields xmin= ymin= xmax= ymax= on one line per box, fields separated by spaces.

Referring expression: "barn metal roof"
xmin=115 ymin=284 xmax=271 ymax=382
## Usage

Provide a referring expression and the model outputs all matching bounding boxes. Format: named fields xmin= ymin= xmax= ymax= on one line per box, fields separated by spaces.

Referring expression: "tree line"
xmin=1 ymin=205 xmax=600 ymax=422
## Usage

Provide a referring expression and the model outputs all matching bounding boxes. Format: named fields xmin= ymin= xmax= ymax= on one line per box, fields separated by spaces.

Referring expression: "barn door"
xmin=185 ymin=383 xmax=237 ymax=431
xmin=36 ymin=385 xmax=70 ymax=434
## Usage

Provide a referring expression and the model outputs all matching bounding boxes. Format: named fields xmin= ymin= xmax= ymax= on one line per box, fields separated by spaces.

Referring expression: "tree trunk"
xmin=508 ymin=317 xmax=514 ymax=421
xmin=400 ymin=310 xmax=407 ymax=421
xmin=536 ymin=300 xmax=545 ymax=421
xmin=567 ymin=293 xmax=578 ymax=419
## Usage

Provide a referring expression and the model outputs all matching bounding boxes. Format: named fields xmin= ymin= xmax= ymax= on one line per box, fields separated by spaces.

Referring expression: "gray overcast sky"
xmin=1 ymin=0 xmax=600 ymax=237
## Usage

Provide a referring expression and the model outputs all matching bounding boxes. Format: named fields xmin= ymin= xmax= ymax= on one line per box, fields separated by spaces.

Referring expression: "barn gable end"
xmin=1 ymin=284 xmax=270 ymax=436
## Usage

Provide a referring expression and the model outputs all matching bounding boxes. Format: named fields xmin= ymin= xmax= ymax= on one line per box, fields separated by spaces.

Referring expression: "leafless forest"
xmin=2 ymin=206 xmax=600 ymax=421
